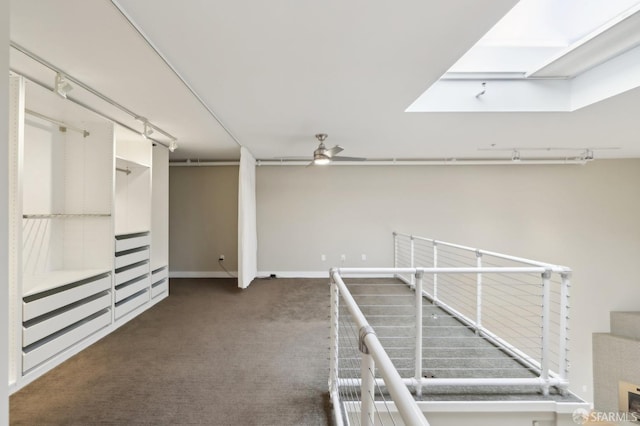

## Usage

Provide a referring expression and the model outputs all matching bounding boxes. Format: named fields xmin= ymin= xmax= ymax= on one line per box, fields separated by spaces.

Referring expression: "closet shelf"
xmin=23 ymin=213 xmax=111 ymax=219
xmin=115 ymin=156 xmax=151 ymax=169
xmin=23 ymin=268 xmax=112 ymax=298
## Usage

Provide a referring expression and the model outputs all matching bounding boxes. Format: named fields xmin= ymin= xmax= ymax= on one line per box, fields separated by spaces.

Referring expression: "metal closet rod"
xmin=10 ymin=41 xmax=176 ymax=146
xmin=25 ymin=108 xmax=90 ymax=138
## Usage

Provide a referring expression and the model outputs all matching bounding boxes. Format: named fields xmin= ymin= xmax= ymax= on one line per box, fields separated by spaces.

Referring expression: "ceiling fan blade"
xmin=305 ymin=161 xmax=314 ymax=167
xmin=331 ymin=155 xmax=367 ymax=161
xmin=325 ymin=145 xmax=344 ymax=157
xmin=275 ymin=156 xmax=312 ymax=160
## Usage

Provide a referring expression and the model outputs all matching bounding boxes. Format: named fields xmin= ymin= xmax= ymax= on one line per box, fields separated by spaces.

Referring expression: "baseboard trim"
xmin=257 ymin=271 xmax=398 ymax=279
xmin=169 ymin=271 xmax=238 ymax=278
xmin=258 ymin=271 xmax=330 ymax=278
xmin=170 ymin=270 xmax=397 ymax=279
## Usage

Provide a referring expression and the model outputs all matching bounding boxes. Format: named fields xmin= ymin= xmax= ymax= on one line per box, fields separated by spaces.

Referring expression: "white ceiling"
xmin=9 ymin=0 xmax=640 ymax=162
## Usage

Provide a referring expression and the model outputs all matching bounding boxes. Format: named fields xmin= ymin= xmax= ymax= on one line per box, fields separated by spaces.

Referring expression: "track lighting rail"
xmin=11 ymin=41 xmax=177 ymax=150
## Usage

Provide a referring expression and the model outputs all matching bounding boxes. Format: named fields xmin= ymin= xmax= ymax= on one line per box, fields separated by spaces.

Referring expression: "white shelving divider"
xmin=151 ymin=145 xmax=169 ymax=301
xmin=113 ymin=126 xmax=153 ymax=323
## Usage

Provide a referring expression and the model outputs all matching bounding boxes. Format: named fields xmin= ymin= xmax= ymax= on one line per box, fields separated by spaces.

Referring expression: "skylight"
xmin=449 ymin=0 xmax=640 ymax=75
xmin=408 ymin=0 xmax=640 ymax=112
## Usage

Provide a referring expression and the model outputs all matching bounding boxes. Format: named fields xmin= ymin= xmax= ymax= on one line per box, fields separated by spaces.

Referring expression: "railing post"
xmin=559 ymin=271 xmax=571 ymax=393
xmin=410 ymin=236 xmax=415 ymax=286
xmin=393 ymin=232 xmax=398 ymax=269
xmin=540 ymin=270 xmax=552 ymax=396
xmin=329 ymin=276 xmax=340 ymax=402
xmin=414 ymin=270 xmax=424 ymax=397
xmin=476 ymin=250 xmax=483 ymax=334
xmin=359 ymin=326 xmax=376 ymax=426
xmin=433 ymin=241 xmax=438 ymax=302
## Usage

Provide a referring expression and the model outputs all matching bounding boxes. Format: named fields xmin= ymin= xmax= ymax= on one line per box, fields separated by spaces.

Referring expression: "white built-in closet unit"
xmin=8 ymin=75 xmax=169 ymax=391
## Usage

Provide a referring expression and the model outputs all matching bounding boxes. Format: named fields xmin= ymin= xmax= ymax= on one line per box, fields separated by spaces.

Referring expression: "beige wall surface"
xmin=256 ymin=160 xmax=640 ymax=402
xmin=169 ymin=166 xmax=238 ymax=274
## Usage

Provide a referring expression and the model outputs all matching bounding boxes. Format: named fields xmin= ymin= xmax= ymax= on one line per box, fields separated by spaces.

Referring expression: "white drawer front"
xmin=151 ymin=267 xmax=168 ymax=284
xmin=151 ymin=280 xmax=168 ymax=298
xmin=115 ymin=233 xmax=150 ymax=252
xmin=115 ymin=276 xmax=150 ymax=303
xmin=115 ymin=290 xmax=149 ymax=319
xmin=23 ymin=274 xmax=111 ymax=322
xmin=115 ymin=262 xmax=149 ymax=286
xmin=23 ymin=293 xmax=111 ymax=347
xmin=23 ymin=310 xmax=111 ymax=372
xmin=115 ymin=247 xmax=150 ymax=269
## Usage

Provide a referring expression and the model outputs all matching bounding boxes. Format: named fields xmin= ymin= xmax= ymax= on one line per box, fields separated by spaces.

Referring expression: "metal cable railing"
xmin=330 ymin=235 xmax=572 ymax=425
xmin=392 ymin=233 xmax=571 ymax=394
xmin=330 ymin=270 xmax=430 ymax=426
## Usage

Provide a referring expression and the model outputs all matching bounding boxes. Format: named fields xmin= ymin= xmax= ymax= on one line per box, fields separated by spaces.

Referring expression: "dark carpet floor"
xmin=10 ymin=278 xmax=332 ymax=425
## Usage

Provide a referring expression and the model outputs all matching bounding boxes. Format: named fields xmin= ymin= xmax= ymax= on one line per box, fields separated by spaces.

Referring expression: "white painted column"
xmin=1 ymin=0 xmax=11 ymax=423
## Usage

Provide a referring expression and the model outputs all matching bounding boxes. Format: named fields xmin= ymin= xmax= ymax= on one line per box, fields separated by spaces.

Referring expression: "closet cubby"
xmin=9 ymin=74 xmax=170 ymax=390
xmin=20 ymin=85 xmax=113 ymax=297
xmin=113 ymin=127 xmax=153 ymax=321
xmin=115 ymin=126 xmax=152 ymax=236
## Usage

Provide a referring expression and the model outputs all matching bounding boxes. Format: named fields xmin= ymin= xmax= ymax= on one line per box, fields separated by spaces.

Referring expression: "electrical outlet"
xmin=340 ymin=254 xmax=346 ymax=261
xmin=321 ymin=254 xmax=326 ymax=261
xmin=218 ymin=254 xmax=225 ymax=261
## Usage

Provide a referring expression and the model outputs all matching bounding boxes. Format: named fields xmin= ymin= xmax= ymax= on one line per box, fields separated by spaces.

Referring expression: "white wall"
xmin=1 ymin=0 xmax=10 ymax=423
xmin=256 ymin=160 xmax=640 ymax=403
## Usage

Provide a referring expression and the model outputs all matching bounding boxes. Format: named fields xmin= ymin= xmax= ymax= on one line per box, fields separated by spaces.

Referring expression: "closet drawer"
xmin=151 ymin=279 xmax=168 ymax=298
xmin=23 ymin=274 xmax=111 ymax=322
xmin=22 ymin=309 xmax=111 ymax=372
xmin=115 ymin=275 xmax=150 ymax=303
xmin=115 ymin=290 xmax=149 ymax=319
xmin=115 ymin=233 xmax=151 ymax=252
xmin=151 ymin=266 xmax=168 ymax=284
xmin=23 ymin=292 xmax=111 ymax=347
xmin=115 ymin=247 xmax=150 ymax=269
xmin=115 ymin=262 xmax=149 ymax=286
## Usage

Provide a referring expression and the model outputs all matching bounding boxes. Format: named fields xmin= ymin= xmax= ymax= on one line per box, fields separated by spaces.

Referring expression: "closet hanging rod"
xmin=10 ymin=69 xmax=170 ymax=150
xmin=25 ymin=109 xmax=90 ymax=138
xmin=116 ymin=167 xmax=132 ymax=175
xmin=10 ymin=41 xmax=177 ymax=146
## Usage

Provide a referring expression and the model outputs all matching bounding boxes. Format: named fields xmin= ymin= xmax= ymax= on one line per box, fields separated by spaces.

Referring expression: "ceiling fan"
xmin=307 ymin=133 xmax=366 ymax=166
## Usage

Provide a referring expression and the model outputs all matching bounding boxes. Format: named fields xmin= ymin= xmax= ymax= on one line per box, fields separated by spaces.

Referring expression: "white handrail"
xmin=338 ymin=266 xmax=551 ymax=274
xmin=393 ymin=232 xmax=570 ymax=271
xmin=392 ymin=232 xmax=571 ymax=396
xmin=331 ymin=268 xmax=429 ymax=426
xmin=331 ymin=234 xmax=572 ymax=424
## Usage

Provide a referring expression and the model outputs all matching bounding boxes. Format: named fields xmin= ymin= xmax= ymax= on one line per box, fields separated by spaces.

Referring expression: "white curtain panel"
xmin=237 ymin=146 xmax=257 ymax=289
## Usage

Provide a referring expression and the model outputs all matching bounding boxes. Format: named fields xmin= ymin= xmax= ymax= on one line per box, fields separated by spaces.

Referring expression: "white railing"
xmin=330 ymin=234 xmax=572 ymax=425
xmin=393 ymin=232 xmax=571 ymax=395
xmin=330 ymin=268 xmax=430 ymax=426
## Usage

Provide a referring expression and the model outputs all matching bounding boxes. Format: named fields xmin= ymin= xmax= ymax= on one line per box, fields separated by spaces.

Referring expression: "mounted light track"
xmin=10 ymin=41 xmax=178 ymax=151
xmin=255 ymin=158 xmax=591 ymax=166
